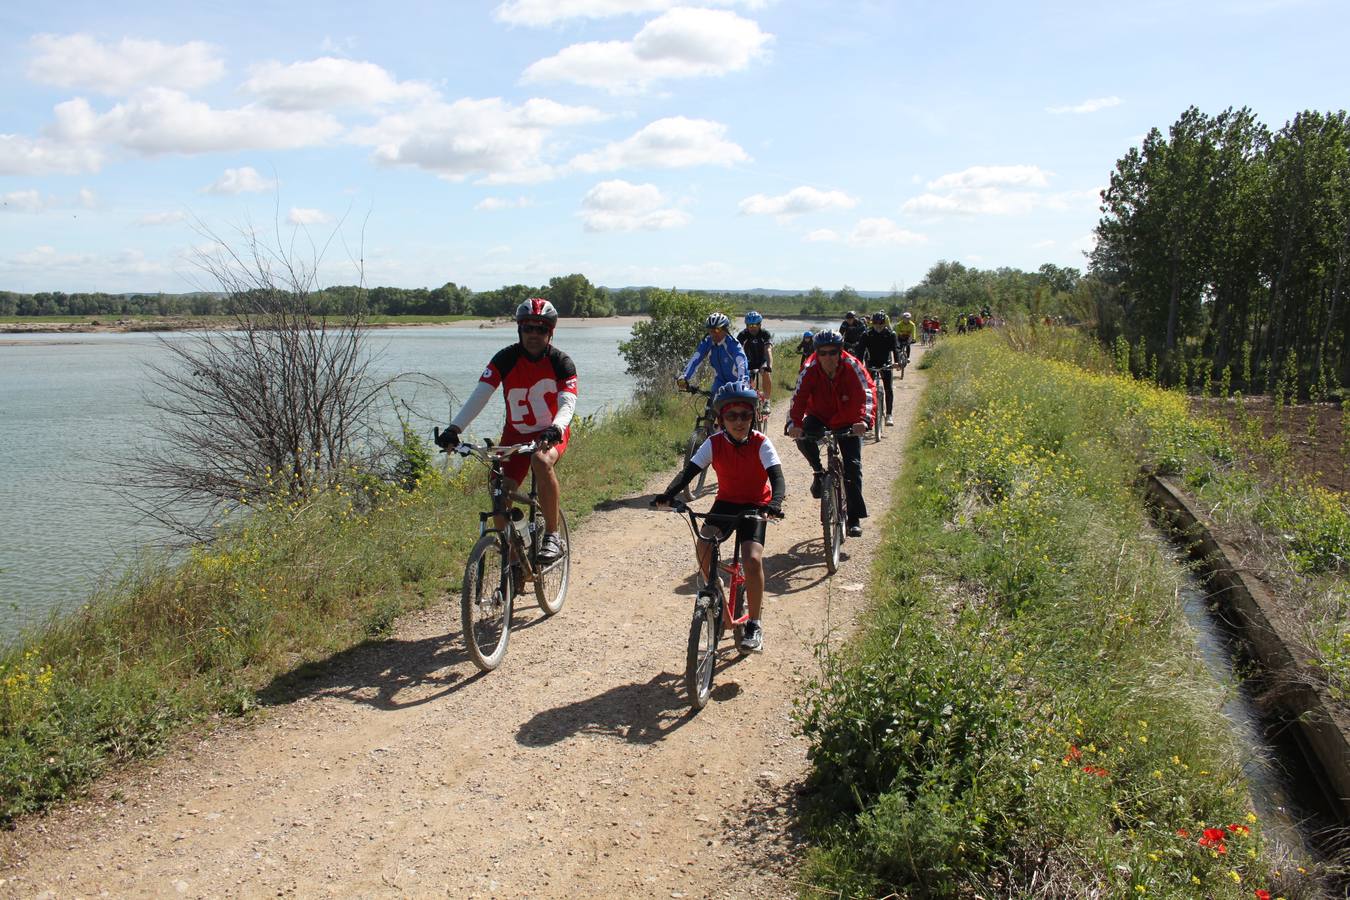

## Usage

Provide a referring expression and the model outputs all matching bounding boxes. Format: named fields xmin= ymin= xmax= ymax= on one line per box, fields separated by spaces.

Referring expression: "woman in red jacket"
xmin=786 ymin=329 xmax=875 ymax=538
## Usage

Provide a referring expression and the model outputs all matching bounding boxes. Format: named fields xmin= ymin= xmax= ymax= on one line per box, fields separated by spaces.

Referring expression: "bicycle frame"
xmin=455 ymin=440 xmax=544 ymax=567
xmin=669 ymin=502 xmax=757 ymax=629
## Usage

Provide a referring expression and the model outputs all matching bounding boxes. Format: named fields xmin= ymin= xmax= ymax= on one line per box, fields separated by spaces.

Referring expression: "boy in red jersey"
xmin=653 ymin=381 xmax=786 ymax=652
xmin=436 ymin=298 xmax=577 ymax=561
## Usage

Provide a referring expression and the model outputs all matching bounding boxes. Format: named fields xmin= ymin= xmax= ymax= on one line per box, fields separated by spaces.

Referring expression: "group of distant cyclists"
xmin=435 ymin=300 xmax=938 ymax=657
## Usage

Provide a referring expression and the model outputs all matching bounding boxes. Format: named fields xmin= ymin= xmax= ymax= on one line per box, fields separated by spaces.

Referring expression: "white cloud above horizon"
xmin=26 ymin=34 xmax=225 ymax=95
xmin=352 ymin=96 xmax=607 ymax=184
xmin=475 ymin=195 xmax=534 ymax=211
xmin=569 ymin=116 xmax=748 ymax=172
xmin=243 ymin=57 xmax=436 ymax=111
xmin=578 ymin=179 xmax=690 ymax=231
xmin=203 ymin=166 xmax=279 ymax=194
xmin=521 ymin=7 xmax=771 ymax=93
xmin=287 ymin=207 xmax=330 ymax=225
xmin=495 ymin=0 xmax=768 ymax=27
xmin=138 ymin=210 xmax=188 ymax=226
xmin=739 ymin=185 xmax=856 ymax=218
xmin=807 ymin=218 xmax=925 ymax=247
xmin=1046 ymin=96 xmax=1122 ymax=115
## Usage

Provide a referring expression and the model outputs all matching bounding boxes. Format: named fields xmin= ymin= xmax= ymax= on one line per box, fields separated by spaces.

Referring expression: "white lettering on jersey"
xmin=506 ymin=379 xmax=557 ymax=431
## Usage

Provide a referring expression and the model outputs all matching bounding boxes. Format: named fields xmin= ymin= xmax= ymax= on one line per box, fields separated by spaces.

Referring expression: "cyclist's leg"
xmin=528 ymin=445 xmax=563 ymax=533
xmin=881 ymin=368 xmax=894 ymax=415
xmin=740 ymin=537 xmax=765 ymax=620
xmin=838 ymin=433 xmax=867 ymax=522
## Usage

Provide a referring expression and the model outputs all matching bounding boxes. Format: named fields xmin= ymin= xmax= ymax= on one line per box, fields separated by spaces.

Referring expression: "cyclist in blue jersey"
xmin=678 ymin=312 xmax=749 ymax=396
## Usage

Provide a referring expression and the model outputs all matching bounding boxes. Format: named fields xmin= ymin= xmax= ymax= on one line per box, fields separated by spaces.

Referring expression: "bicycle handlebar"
xmin=649 ymin=498 xmax=781 ymax=522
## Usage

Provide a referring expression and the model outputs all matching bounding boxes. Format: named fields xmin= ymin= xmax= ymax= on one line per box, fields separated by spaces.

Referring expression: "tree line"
xmin=1092 ymin=105 xmax=1350 ymax=398
xmin=3 ymin=264 xmax=1089 ymax=324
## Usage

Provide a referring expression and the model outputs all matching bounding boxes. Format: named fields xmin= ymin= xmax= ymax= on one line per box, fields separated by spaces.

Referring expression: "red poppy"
xmin=1175 ymin=828 xmax=1191 ymax=838
xmin=1226 ymin=823 xmax=1251 ymax=837
xmin=1082 ymin=765 xmax=1110 ymax=777
xmin=1198 ymin=827 xmax=1229 ymax=854
xmin=1064 ymin=745 xmax=1082 ymax=762
xmin=1254 ymin=889 xmax=1271 ymax=900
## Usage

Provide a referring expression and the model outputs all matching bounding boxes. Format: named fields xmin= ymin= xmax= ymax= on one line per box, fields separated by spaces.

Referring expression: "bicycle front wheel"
xmin=461 ymin=532 xmax=513 ymax=672
xmin=686 ymin=593 xmax=719 ymax=710
xmin=821 ymin=478 xmax=841 ymax=574
xmin=533 ymin=510 xmax=570 ymax=616
xmin=873 ymin=410 xmax=884 ymax=442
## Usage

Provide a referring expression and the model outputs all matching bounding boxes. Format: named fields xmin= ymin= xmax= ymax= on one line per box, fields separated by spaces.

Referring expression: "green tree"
xmin=618 ymin=289 xmax=720 ymax=395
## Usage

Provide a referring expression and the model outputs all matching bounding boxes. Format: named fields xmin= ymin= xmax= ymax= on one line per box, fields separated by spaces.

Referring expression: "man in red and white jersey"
xmin=653 ymin=381 xmax=786 ymax=653
xmin=436 ymin=298 xmax=577 ymax=561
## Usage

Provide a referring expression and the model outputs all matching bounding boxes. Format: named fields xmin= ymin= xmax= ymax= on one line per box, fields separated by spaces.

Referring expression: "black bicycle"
xmin=748 ymin=366 xmax=772 ymax=422
xmin=867 ymin=364 xmax=897 ymax=442
xmin=436 ymin=433 xmax=571 ymax=672
xmin=810 ymin=428 xmax=852 ymax=574
xmin=896 ymin=343 xmax=911 ymax=380
xmin=677 ymin=383 xmax=715 ymax=499
xmin=654 ymin=500 xmax=771 ymax=710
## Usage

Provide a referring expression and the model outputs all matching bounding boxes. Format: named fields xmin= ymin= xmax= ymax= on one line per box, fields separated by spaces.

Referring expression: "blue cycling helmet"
xmin=712 ymin=380 xmax=760 ymax=422
xmin=813 ymin=329 xmax=845 ymax=347
xmin=745 ymin=310 xmax=763 ymax=325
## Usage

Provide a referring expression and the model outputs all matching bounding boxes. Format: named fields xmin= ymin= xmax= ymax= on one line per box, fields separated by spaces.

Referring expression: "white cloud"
xmin=49 ymin=90 xmax=341 ymax=156
xmin=287 ymin=207 xmax=329 ymax=225
xmin=204 ymin=166 xmax=279 ymax=195
xmin=243 ymin=57 xmax=436 ymax=111
xmin=927 ymin=165 xmax=1052 ymax=190
xmin=569 ymin=117 xmax=748 ymax=172
xmin=495 ymin=0 xmax=766 ymax=26
xmin=138 ymin=210 xmax=188 ymax=226
xmin=1032 ymin=238 xmax=1056 ymax=249
xmin=475 ymin=196 xmax=533 ymax=211
xmin=2 ymin=190 xmax=48 ymax=213
xmin=522 ymin=8 xmax=770 ymax=93
xmin=901 ymin=165 xmax=1098 ymax=218
xmin=352 ymin=96 xmax=607 ymax=184
xmin=2 ymin=245 xmax=168 ymax=279
xmin=903 ymin=187 xmax=1044 ymax=216
xmin=78 ymin=188 xmax=97 ymax=208
xmin=0 ymin=133 xmax=103 ymax=176
xmin=848 ymin=217 xmax=926 ymax=247
xmin=27 ymin=34 xmax=224 ymax=95
xmin=804 ymin=229 xmax=839 ymax=243
xmin=738 ymin=185 xmax=856 ymax=218
xmin=1046 ymin=96 xmax=1122 ymax=115
xmin=579 ymin=179 xmax=690 ymax=231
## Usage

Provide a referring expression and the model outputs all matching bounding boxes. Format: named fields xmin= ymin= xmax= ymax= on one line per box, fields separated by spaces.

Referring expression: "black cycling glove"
xmin=434 ymin=425 xmax=460 ymax=449
xmin=539 ymin=425 xmax=564 ymax=445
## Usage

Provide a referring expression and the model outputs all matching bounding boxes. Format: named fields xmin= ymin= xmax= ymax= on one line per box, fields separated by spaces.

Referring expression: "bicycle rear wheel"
xmin=461 ymin=532 xmax=513 ymax=672
xmin=686 ymin=593 xmax=719 ymax=710
xmin=533 ymin=510 xmax=570 ymax=616
xmin=873 ymin=409 xmax=884 ymax=442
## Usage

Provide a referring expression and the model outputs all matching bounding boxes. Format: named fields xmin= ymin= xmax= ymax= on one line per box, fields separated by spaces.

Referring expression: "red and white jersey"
xmin=480 ymin=345 xmax=579 ymax=434
xmin=691 ymin=430 xmax=781 ymax=505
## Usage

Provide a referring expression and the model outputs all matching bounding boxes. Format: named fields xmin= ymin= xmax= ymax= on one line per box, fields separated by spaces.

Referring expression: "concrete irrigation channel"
xmin=1147 ymin=474 xmax=1350 ymax=867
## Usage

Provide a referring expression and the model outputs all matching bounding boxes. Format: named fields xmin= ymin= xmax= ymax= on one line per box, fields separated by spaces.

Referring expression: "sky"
xmin=1 ymin=0 xmax=1346 ymax=295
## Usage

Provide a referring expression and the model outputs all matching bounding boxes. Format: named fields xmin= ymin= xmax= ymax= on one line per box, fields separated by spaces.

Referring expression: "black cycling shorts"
xmin=700 ymin=499 xmax=768 ymax=547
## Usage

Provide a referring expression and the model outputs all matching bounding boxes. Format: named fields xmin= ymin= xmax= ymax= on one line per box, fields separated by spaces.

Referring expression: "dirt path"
xmin=0 ymin=356 xmax=927 ymax=899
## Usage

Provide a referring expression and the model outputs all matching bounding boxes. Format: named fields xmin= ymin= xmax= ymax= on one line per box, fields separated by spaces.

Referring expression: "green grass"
xmin=0 ymin=391 xmax=690 ymax=823
xmin=796 ymin=332 xmax=1316 ymax=898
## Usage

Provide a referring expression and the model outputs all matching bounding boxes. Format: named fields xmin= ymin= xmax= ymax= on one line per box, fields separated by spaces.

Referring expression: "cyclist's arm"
xmin=450 ymin=379 xmax=498 ymax=433
xmin=759 ymin=440 xmax=787 ymax=509
xmin=659 ymin=438 xmax=712 ymax=499
xmin=681 ymin=336 xmax=712 ymax=382
xmin=553 ymin=390 xmax=577 ymax=431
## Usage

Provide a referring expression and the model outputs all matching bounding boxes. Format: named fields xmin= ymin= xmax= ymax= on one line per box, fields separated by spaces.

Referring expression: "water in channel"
xmin=1171 ymin=547 xmax=1337 ymax=872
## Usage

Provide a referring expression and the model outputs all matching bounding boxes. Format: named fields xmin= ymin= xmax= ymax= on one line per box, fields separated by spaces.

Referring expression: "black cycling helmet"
xmin=844 ymin=310 xmax=858 ymax=319
xmin=871 ymin=311 xmax=887 ymax=324
xmin=813 ymin=329 xmax=845 ymax=347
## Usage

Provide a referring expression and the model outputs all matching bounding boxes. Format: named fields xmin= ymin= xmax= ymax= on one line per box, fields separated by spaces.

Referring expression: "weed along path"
xmin=0 ymin=356 xmax=927 ymax=899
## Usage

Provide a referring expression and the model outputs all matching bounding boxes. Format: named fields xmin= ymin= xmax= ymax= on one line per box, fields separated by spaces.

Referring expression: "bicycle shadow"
xmin=258 ymin=631 xmax=481 ymax=712
xmin=515 ymin=658 xmax=747 ymax=748
xmin=591 ymin=494 xmax=657 ymax=512
xmin=763 ymin=539 xmax=837 ymax=595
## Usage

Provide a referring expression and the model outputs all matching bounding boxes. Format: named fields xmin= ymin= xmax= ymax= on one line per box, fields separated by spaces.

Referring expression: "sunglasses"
xmin=721 ymin=410 xmax=754 ymax=422
xmin=815 ymin=347 xmax=841 ymax=356
xmin=519 ymin=323 xmax=551 ymax=335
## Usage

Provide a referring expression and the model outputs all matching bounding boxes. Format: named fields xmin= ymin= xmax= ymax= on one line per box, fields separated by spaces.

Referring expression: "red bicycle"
xmin=654 ymin=499 xmax=769 ymax=710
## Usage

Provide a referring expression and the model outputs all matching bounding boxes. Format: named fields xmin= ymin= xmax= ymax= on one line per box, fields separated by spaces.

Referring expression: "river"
xmin=0 ymin=317 xmax=817 ymax=644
